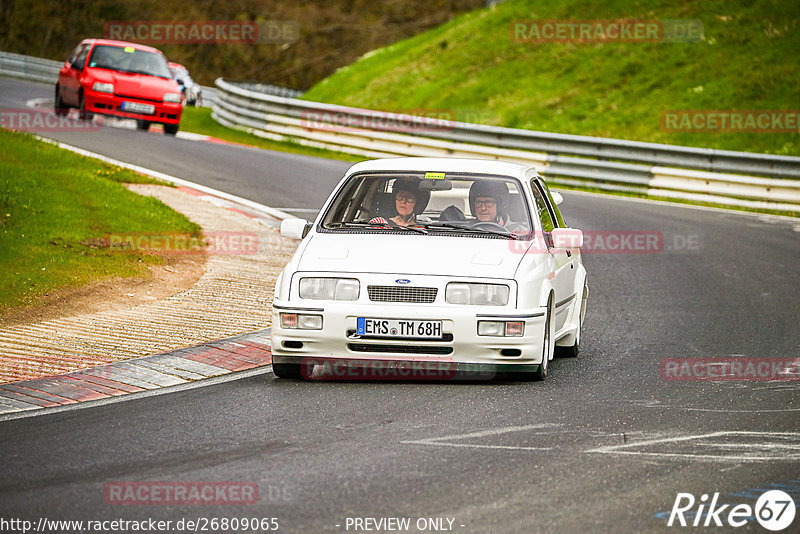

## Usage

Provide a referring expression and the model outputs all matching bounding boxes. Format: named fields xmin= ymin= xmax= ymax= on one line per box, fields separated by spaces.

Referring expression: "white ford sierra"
xmin=272 ymin=157 xmax=588 ymax=380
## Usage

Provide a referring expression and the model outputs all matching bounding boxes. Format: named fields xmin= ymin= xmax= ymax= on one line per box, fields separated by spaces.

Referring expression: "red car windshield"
xmin=87 ymin=45 xmax=171 ymax=79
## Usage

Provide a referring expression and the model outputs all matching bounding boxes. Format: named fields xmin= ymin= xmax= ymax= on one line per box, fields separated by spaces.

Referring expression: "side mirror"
xmin=550 ymin=191 xmax=564 ymax=205
xmin=281 ymin=218 xmax=311 ymax=239
xmin=551 ymin=227 xmax=583 ymax=249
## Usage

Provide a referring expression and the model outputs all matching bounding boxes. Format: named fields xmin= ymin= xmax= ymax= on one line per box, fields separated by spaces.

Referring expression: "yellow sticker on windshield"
xmin=123 ymin=47 xmax=135 ymax=53
xmin=425 ymin=172 xmax=445 ymax=180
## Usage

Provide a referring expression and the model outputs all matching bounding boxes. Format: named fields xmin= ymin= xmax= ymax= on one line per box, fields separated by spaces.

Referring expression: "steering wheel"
xmin=468 ymin=221 xmax=507 ymax=232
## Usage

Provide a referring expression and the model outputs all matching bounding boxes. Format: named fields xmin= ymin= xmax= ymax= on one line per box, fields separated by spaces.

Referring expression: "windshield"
xmin=320 ymin=172 xmax=532 ymax=237
xmin=87 ymin=45 xmax=172 ymax=79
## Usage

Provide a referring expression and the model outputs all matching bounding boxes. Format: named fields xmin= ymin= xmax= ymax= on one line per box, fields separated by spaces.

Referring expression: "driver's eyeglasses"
xmin=475 ymin=199 xmax=496 ymax=207
xmin=396 ymin=194 xmax=417 ymax=204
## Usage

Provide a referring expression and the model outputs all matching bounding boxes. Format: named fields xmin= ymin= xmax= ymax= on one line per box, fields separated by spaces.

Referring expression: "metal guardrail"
xmin=212 ymin=78 xmax=800 ymax=211
xmin=0 ymin=51 xmax=62 ymax=84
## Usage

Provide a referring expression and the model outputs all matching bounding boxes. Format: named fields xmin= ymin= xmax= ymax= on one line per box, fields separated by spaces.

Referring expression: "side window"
xmin=529 ymin=180 xmax=555 ymax=233
xmin=73 ymin=45 xmax=91 ymax=70
xmin=539 ymin=180 xmax=567 ymax=228
xmin=67 ymin=44 xmax=86 ymax=65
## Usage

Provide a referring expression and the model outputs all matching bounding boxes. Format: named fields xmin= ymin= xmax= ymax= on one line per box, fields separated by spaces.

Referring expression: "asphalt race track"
xmin=1 ymin=78 xmax=799 ymax=533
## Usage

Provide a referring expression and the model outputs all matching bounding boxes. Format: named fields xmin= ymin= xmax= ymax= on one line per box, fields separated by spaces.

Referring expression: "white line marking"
xmin=587 ymin=431 xmax=800 ymax=462
xmin=404 ymin=442 xmax=552 ymax=451
xmin=680 ymin=407 xmax=800 ymax=413
xmin=402 ymin=423 xmax=558 ymax=451
xmin=33 ymin=136 xmax=294 ymax=221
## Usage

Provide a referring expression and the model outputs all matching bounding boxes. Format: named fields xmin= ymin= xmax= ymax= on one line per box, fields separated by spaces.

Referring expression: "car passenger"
xmin=370 ymin=178 xmax=430 ymax=227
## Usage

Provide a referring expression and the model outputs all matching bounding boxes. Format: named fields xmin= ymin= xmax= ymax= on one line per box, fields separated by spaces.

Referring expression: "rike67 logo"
xmin=667 ymin=490 xmax=796 ymax=530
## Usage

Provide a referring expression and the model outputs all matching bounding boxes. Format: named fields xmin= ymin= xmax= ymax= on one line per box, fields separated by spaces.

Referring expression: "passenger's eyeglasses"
xmin=396 ymin=194 xmax=417 ymax=204
xmin=475 ymin=199 xmax=496 ymax=207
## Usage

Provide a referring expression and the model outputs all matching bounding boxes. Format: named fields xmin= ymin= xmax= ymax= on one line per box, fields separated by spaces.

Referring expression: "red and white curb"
xmin=0 ymin=328 xmax=272 ymax=420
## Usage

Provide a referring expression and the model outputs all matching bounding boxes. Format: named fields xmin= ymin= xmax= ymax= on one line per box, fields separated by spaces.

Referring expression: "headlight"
xmin=92 ymin=82 xmax=114 ymax=93
xmin=299 ymin=278 xmax=359 ymax=300
xmin=446 ymin=283 xmax=509 ymax=306
xmin=163 ymin=92 xmax=181 ymax=103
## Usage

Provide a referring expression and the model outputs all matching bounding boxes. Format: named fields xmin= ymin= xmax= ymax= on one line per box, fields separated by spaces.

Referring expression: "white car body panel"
xmin=271 ymin=157 xmax=588 ymax=379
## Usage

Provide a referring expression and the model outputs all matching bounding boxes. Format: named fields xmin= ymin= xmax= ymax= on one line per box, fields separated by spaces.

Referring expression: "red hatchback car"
xmin=55 ymin=39 xmax=183 ymax=135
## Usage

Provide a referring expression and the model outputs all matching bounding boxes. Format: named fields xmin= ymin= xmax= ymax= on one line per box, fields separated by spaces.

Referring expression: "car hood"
xmin=89 ymin=68 xmax=179 ymax=97
xmin=296 ymin=233 xmax=530 ymax=279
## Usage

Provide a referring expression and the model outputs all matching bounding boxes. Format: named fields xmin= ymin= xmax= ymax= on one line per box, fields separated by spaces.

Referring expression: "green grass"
xmin=180 ymin=107 xmax=363 ymax=162
xmin=303 ymin=0 xmax=800 ymax=156
xmin=0 ymin=129 xmax=202 ymax=310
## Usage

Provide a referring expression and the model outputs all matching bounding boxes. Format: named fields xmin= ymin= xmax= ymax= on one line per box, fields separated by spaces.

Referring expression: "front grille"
xmin=348 ymin=343 xmax=453 ymax=355
xmin=367 ymin=286 xmax=437 ymax=303
xmin=114 ymin=94 xmax=162 ymax=104
xmin=347 ymin=330 xmax=454 ymax=342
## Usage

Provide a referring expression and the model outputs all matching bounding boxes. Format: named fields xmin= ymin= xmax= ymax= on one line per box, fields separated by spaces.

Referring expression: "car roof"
xmin=80 ymin=39 xmax=165 ymax=55
xmin=345 ymin=157 xmax=535 ymax=179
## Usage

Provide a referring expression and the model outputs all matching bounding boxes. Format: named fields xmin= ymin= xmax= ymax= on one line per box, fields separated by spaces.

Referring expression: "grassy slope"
xmin=303 ymin=0 xmax=800 ymax=156
xmin=0 ymin=129 xmax=201 ymax=309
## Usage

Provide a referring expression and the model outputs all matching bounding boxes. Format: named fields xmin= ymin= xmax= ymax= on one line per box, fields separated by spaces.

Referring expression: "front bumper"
xmin=84 ymin=90 xmax=182 ymax=124
xmin=271 ymin=300 xmax=548 ymax=367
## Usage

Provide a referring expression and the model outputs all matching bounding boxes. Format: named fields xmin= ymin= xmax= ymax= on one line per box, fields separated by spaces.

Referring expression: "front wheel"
xmin=78 ymin=93 xmax=93 ymax=121
xmin=54 ymin=85 xmax=68 ymax=116
xmin=163 ymin=123 xmax=179 ymax=136
xmin=136 ymin=120 xmax=151 ymax=131
xmin=556 ymin=282 xmax=587 ymax=358
xmin=272 ymin=363 xmax=303 ymax=379
xmin=533 ymin=303 xmax=554 ymax=380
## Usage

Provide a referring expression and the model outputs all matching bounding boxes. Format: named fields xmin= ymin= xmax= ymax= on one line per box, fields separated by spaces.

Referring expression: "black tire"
xmin=555 ymin=282 xmax=587 ymax=358
xmin=163 ymin=123 xmax=179 ymax=136
xmin=136 ymin=120 xmax=151 ymax=131
xmin=78 ymin=93 xmax=93 ymax=121
xmin=54 ymin=85 xmax=68 ymax=117
xmin=272 ymin=363 xmax=303 ymax=379
xmin=534 ymin=301 xmax=554 ymax=381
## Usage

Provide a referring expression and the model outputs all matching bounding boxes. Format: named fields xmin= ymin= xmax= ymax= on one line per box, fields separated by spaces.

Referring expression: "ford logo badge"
xmin=395 ymin=279 xmax=411 ymax=284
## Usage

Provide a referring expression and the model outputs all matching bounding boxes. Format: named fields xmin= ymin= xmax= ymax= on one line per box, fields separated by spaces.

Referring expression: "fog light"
xmin=298 ymin=314 xmax=323 ymax=330
xmin=478 ymin=321 xmax=504 ymax=336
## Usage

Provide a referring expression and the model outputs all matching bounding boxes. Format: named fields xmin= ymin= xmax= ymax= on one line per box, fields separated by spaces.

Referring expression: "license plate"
xmin=122 ymin=101 xmax=155 ymax=114
xmin=357 ymin=318 xmax=442 ymax=339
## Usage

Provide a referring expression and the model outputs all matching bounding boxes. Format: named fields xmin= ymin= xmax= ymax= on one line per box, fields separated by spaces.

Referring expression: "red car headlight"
xmin=92 ymin=82 xmax=114 ymax=94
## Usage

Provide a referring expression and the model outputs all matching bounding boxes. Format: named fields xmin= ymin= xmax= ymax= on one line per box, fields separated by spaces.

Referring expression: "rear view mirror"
xmin=550 ymin=191 xmax=564 ymax=205
xmin=551 ymin=227 xmax=583 ymax=248
xmin=281 ymin=218 xmax=311 ymax=239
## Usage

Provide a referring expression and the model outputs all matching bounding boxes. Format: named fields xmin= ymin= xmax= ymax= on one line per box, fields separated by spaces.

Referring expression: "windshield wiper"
xmin=421 ymin=222 xmax=520 ymax=239
xmin=327 ymin=221 xmax=428 ymax=234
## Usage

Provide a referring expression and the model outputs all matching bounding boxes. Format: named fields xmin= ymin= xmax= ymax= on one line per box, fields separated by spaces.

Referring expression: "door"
xmin=529 ymin=179 xmax=576 ymax=332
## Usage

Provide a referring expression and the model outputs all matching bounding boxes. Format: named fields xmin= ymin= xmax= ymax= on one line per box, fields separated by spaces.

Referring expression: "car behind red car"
xmin=55 ymin=39 xmax=183 ymax=135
